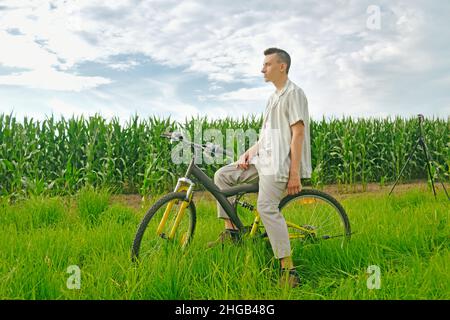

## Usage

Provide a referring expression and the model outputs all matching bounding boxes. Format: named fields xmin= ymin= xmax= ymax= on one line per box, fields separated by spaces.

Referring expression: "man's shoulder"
xmin=286 ymin=80 xmax=306 ymax=97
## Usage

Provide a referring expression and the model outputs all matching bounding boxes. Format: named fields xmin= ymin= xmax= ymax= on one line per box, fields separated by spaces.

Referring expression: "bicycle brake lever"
xmin=170 ymin=132 xmax=184 ymax=142
xmin=160 ymin=132 xmax=172 ymax=138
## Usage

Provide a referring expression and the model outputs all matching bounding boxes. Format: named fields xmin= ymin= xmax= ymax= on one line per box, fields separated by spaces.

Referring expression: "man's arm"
xmin=287 ymin=120 xmax=304 ymax=195
xmin=247 ymin=142 xmax=259 ymax=158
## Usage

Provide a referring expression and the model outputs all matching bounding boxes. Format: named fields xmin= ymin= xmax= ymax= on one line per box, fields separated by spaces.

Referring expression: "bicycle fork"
xmin=157 ymin=177 xmax=195 ymax=240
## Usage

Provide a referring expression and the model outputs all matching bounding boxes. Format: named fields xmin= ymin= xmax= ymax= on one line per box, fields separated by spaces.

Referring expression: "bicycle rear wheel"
xmin=279 ymin=189 xmax=351 ymax=249
xmin=131 ymin=192 xmax=196 ymax=261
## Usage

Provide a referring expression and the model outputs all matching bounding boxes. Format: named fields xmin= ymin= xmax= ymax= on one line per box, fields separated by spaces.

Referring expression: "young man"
xmin=210 ymin=48 xmax=312 ymax=287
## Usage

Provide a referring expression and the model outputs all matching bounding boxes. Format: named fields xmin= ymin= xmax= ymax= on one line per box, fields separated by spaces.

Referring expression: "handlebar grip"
xmin=161 ymin=131 xmax=184 ymax=142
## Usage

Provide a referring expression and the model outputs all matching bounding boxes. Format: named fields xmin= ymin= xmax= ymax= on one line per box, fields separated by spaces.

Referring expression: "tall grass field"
xmin=1 ymin=114 xmax=448 ymax=198
xmin=0 ymin=184 xmax=448 ymax=299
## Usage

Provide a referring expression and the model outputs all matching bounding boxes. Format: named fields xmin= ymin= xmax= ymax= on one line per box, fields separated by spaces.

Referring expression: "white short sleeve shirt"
xmin=253 ymin=79 xmax=312 ymax=182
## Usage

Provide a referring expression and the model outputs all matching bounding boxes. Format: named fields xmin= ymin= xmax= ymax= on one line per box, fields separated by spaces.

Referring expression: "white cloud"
xmin=0 ymin=68 xmax=111 ymax=91
xmin=0 ymin=30 xmax=58 ymax=70
xmin=0 ymin=0 xmax=449 ymax=119
xmin=200 ymin=86 xmax=272 ymax=102
xmin=0 ymin=9 xmax=110 ymax=91
xmin=108 ymin=60 xmax=139 ymax=71
xmin=49 ymin=98 xmax=88 ymax=118
xmin=49 ymin=97 xmax=130 ymax=123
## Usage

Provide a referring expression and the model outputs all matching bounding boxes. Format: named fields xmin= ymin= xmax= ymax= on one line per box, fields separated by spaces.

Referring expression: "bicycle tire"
xmin=279 ymin=189 xmax=351 ymax=247
xmin=131 ymin=192 xmax=196 ymax=261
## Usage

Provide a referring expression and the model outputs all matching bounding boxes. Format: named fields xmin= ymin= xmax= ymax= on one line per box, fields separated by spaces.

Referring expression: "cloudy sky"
xmin=0 ymin=0 xmax=449 ymax=123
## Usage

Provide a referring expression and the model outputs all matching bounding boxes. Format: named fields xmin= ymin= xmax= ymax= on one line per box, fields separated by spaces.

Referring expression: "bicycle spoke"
xmin=280 ymin=191 xmax=350 ymax=249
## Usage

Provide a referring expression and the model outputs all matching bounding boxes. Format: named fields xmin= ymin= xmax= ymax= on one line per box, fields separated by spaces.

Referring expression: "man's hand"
xmin=236 ymin=143 xmax=259 ymax=170
xmin=237 ymin=151 xmax=250 ymax=170
xmin=287 ymin=174 xmax=302 ymax=195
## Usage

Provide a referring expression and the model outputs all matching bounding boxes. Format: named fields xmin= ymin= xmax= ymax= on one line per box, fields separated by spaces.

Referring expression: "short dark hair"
xmin=264 ymin=48 xmax=291 ymax=74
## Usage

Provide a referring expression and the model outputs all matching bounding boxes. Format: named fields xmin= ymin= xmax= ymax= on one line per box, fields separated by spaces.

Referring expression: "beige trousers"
xmin=214 ymin=163 xmax=291 ymax=259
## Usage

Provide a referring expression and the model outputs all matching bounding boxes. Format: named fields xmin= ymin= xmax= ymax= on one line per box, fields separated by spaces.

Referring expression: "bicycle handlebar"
xmin=161 ymin=132 xmax=235 ymax=159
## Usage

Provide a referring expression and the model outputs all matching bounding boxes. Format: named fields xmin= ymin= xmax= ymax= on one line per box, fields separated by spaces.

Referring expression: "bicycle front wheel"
xmin=279 ymin=189 xmax=351 ymax=249
xmin=131 ymin=192 xmax=196 ymax=261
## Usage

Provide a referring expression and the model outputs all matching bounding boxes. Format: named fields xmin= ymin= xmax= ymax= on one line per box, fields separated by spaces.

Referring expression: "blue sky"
xmin=0 ymin=0 xmax=449 ymax=123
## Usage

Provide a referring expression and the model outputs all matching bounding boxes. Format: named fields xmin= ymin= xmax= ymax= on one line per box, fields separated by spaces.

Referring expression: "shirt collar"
xmin=275 ymin=79 xmax=291 ymax=97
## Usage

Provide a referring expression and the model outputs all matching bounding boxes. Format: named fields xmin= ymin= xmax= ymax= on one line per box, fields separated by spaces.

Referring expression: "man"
xmin=210 ymin=48 xmax=312 ymax=287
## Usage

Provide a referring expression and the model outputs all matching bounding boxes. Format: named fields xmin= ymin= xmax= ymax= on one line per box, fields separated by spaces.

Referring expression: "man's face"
xmin=261 ymin=53 xmax=285 ymax=82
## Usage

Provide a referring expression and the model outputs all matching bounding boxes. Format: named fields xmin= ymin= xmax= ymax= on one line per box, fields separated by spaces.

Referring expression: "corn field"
xmin=0 ymin=113 xmax=448 ymax=198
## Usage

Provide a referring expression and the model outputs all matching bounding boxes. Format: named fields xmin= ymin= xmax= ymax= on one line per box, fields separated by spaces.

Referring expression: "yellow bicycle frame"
xmin=157 ymin=181 xmax=193 ymax=240
xmin=249 ymin=210 xmax=261 ymax=236
xmin=249 ymin=210 xmax=316 ymax=239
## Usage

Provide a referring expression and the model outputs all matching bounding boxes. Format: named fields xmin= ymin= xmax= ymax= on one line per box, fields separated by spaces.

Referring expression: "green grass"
xmin=77 ymin=185 xmax=111 ymax=226
xmin=0 ymin=185 xmax=448 ymax=299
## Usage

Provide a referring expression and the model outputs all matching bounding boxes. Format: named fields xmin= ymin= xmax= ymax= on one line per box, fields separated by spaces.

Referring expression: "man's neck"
xmin=273 ymin=76 xmax=288 ymax=92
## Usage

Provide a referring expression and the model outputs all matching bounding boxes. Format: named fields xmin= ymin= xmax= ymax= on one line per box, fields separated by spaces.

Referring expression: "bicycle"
xmin=131 ymin=132 xmax=351 ymax=261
